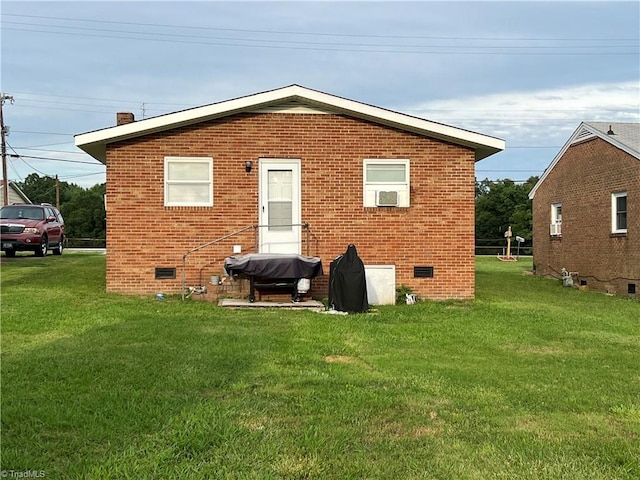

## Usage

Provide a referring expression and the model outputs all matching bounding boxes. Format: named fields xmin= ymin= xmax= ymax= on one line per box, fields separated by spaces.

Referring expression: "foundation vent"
xmin=155 ymin=267 xmax=176 ymax=279
xmin=414 ymin=266 xmax=434 ymax=278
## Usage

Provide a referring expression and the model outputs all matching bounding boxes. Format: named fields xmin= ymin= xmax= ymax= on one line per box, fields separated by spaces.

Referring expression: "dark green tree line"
xmin=17 ymin=173 xmax=106 ymax=240
xmin=475 ymin=176 xmax=538 ymax=246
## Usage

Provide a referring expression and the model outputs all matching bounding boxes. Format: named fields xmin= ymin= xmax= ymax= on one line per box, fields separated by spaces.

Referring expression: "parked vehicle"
xmin=0 ymin=203 xmax=65 ymax=257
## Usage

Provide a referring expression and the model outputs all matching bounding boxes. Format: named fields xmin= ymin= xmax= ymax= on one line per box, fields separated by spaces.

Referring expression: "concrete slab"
xmin=218 ymin=298 xmax=325 ymax=311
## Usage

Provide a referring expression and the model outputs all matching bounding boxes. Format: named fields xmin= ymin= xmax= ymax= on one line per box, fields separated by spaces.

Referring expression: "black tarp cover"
xmin=224 ymin=253 xmax=323 ymax=279
xmin=329 ymin=244 xmax=369 ymax=313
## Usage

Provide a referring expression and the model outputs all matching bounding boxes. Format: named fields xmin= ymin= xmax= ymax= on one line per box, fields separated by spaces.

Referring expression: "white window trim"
xmin=611 ymin=191 xmax=628 ymax=234
xmin=164 ymin=156 xmax=213 ymax=207
xmin=363 ymin=159 xmax=410 ymax=208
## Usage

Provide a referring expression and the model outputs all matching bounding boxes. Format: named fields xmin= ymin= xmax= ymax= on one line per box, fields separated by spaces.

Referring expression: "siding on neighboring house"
xmin=1 ymin=181 xmax=31 ymax=206
xmin=531 ymin=126 xmax=640 ymax=296
xmin=106 ymin=112 xmax=477 ymax=300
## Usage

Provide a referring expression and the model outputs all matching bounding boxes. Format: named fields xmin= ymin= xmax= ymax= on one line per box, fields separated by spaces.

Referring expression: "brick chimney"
xmin=116 ymin=112 xmax=135 ymax=125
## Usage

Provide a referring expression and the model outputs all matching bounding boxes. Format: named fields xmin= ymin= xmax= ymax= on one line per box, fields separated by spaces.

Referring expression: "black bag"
xmin=329 ymin=244 xmax=369 ymax=313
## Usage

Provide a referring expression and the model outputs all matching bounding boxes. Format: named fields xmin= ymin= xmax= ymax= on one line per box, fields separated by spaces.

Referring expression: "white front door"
xmin=259 ymin=159 xmax=301 ymax=254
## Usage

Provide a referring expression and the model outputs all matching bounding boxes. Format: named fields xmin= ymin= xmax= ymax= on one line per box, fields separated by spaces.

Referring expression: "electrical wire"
xmin=6 ymin=143 xmax=104 ymax=166
xmin=5 ymin=13 xmax=639 ymax=42
xmin=4 ymin=26 xmax=638 ymax=56
xmin=6 ymin=20 xmax=638 ymax=51
xmin=9 ymin=154 xmax=104 ymax=166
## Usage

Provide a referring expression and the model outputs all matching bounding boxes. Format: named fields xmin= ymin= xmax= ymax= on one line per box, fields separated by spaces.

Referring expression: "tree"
xmin=18 ymin=173 xmax=82 ymax=206
xmin=475 ymin=176 xmax=538 ymax=244
xmin=16 ymin=175 xmax=106 ymax=241
xmin=60 ymin=184 xmax=106 ymax=239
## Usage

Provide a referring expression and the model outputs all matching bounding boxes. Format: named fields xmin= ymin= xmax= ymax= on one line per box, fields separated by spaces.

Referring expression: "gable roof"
xmin=75 ymin=84 xmax=504 ymax=163
xmin=528 ymin=122 xmax=640 ymax=199
xmin=0 ymin=180 xmax=32 ymax=206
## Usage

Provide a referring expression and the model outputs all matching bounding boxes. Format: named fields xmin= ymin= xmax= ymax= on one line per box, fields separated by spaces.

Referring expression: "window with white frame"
xmin=612 ymin=192 xmax=627 ymax=233
xmin=363 ymin=159 xmax=410 ymax=208
xmin=164 ymin=157 xmax=213 ymax=207
xmin=550 ymin=203 xmax=562 ymax=236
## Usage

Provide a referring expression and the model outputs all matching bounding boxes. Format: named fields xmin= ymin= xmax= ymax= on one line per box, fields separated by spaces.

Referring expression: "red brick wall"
xmin=532 ymin=137 xmax=640 ymax=295
xmin=105 ymin=112 xmax=476 ymax=300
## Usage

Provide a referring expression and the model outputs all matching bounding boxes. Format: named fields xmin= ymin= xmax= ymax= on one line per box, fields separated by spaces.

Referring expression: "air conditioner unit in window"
xmin=376 ymin=190 xmax=398 ymax=207
xmin=550 ymin=223 xmax=562 ymax=236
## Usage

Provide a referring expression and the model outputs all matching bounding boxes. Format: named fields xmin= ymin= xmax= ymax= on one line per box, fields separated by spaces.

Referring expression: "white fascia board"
xmin=75 ymin=86 xmax=304 ymax=163
xmin=528 ymin=123 xmax=585 ymax=200
xmin=294 ymin=87 xmax=505 ymax=161
xmin=75 ymin=84 xmax=505 ymax=163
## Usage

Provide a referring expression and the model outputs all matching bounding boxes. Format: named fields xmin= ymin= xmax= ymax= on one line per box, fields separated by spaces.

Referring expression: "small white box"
xmin=233 ymin=245 xmax=242 ymax=254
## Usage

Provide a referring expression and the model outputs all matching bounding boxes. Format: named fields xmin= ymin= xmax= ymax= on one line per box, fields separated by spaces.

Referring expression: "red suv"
xmin=1 ymin=203 xmax=65 ymax=257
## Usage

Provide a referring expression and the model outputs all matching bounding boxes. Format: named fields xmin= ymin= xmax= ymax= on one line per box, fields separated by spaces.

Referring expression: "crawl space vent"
xmin=414 ymin=266 xmax=434 ymax=278
xmin=155 ymin=267 xmax=176 ymax=280
xmin=629 ymin=283 xmax=637 ymax=295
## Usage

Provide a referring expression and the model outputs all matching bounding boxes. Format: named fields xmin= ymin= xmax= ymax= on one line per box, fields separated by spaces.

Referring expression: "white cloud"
xmin=404 ymin=81 xmax=640 ymax=147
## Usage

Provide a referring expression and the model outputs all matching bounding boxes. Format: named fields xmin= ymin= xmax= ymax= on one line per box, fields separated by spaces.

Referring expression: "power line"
xmin=17 ymin=157 xmax=52 ymax=177
xmin=12 ymin=130 xmax=74 ymax=136
xmin=6 ymin=146 xmax=105 ymax=166
xmin=13 ymin=141 xmax=73 ymax=148
xmin=10 ymin=92 xmax=191 ymax=108
xmin=10 ymin=155 xmax=104 ymax=166
xmin=5 ymin=13 xmax=638 ymax=42
xmin=11 ymin=146 xmax=91 ymax=155
xmin=5 ymin=27 xmax=638 ymax=56
xmin=6 ymin=20 xmax=638 ymax=51
xmin=59 ymin=171 xmax=105 ymax=180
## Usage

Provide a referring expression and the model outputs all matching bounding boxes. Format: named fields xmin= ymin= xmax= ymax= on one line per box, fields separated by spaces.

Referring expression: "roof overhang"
xmin=75 ymin=84 xmax=505 ymax=164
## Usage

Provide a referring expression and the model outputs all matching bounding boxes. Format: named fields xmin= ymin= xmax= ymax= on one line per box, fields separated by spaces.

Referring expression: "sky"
xmin=1 ymin=1 xmax=639 ymax=188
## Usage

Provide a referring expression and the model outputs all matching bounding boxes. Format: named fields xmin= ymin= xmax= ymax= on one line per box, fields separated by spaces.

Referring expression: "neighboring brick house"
xmin=1 ymin=180 xmax=31 ymax=206
xmin=528 ymin=122 xmax=639 ymax=296
xmin=75 ymin=85 xmax=504 ymax=301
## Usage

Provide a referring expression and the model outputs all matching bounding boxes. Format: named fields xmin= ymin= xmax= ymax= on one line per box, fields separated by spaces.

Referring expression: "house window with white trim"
xmin=612 ymin=192 xmax=627 ymax=233
xmin=363 ymin=159 xmax=410 ymax=208
xmin=550 ymin=203 xmax=562 ymax=236
xmin=164 ymin=157 xmax=213 ymax=207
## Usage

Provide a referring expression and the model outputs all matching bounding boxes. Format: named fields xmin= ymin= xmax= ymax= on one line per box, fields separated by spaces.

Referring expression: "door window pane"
xmin=268 ymin=170 xmax=292 ymax=231
xmin=268 ymin=202 xmax=293 ymax=231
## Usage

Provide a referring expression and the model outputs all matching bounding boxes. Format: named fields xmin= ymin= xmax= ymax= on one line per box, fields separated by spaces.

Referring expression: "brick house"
xmin=75 ymin=85 xmax=504 ymax=302
xmin=528 ymin=122 xmax=639 ymax=296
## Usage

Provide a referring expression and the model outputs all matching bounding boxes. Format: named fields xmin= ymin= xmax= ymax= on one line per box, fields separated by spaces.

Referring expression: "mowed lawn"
xmin=1 ymin=254 xmax=638 ymax=479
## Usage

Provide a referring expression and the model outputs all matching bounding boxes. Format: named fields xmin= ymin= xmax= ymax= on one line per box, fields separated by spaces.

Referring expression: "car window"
xmin=0 ymin=206 xmax=44 ymax=220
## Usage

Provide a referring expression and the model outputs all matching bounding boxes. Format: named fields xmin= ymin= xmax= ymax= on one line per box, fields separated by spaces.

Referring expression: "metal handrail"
xmin=181 ymin=222 xmax=311 ymax=300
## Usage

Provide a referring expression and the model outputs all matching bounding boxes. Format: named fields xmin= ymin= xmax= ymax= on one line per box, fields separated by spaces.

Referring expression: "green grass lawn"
xmin=1 ymin=254 xmax=638 ymax=479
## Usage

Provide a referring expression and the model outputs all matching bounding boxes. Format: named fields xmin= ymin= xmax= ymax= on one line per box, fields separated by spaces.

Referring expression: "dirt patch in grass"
xmin=368 ymin=417 xmax=444 ymax=441
xmin=324 ymin=355 xmax=373 ymax=370
xmin=501 ymin=343 xmax=567 ymax=355
xmin=324 ymin=355 xmax=357 ymax=364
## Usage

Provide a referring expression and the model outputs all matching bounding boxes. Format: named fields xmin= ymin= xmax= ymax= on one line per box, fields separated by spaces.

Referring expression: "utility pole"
xmin=1 ymin=92 xmax=15 ymax=206
xmin=55 ymin=175 xmax=60 ymax=210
